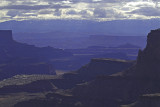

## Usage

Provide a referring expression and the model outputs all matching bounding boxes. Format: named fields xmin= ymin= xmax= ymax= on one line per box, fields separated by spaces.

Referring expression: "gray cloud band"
xmin=0 ymin=0 xmax=160 ymax=21
xmin=0 ymin=4 xmax=71 ymax=10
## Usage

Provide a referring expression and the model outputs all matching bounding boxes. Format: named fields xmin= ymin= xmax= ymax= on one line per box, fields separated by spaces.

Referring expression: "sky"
xmin=0 ymin=0 xmax=160 ymax=22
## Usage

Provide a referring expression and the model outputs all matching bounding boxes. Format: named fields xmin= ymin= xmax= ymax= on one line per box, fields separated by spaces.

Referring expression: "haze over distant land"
xmin=0 ymin=0 xmax=160 ymax=35
xmin=1 ymin=0 xmax=160 ymax=49
xmin=0 ymin=0 xmax=160 ymax=106
xmin=5 ymin=29 xmax=160 ymax=107
xmin=0 ymin=19 xmax=160 ymax=36
xmin=0 ymin=19 xmax=157 ymax=49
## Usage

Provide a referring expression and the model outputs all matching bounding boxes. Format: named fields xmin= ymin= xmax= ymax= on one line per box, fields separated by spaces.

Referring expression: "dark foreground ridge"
xmin=3 ymin=29 xmax=160 ymax=107
xmin=72 ymin=29 xmax=160 ymax=107
xmin=123 ymin=29 xmax=160 ymax=78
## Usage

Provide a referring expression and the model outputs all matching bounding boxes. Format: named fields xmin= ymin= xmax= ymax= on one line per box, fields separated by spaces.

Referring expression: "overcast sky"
xmin=0 ymin=0 xmax=160 ymax=22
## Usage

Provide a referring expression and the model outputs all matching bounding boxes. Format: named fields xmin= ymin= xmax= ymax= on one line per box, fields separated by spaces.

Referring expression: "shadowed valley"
xmin=0 ymin=29 xmax=160 ymax=107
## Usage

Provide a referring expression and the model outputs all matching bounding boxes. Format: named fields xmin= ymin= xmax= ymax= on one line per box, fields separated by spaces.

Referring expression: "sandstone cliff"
xmin=122 ymin=29 xmax=160 ymax=78
xmin=0 ymin=30 xmax=73 ymax=79
xmin=123 ymin=93 xmax=160 ymax=107
xmin=71 ymin=29 xmax=160 ymax=107
xmin=11 ymin=29 xmax=160 ymax=107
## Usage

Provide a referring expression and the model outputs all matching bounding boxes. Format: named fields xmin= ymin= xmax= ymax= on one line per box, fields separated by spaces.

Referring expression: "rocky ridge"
xmin=8 ymin=29 xmax=160 ymax=107
xmin=0 ymin=30 xmax=73 ymax=79
xmin=71 ymin=29 xmax=160 ymax=107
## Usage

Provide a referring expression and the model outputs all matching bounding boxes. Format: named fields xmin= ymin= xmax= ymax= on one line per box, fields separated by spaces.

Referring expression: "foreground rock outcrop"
xmin=76 ymin=58 xmax=134 ymax=81
xmin=70 ymin=29 xmax=160 ymax=107
xmin=123 ymin=93 xmax=160 ymax=107
xmin=11 ymin=29 xmax=160 ymax=107
xmin=123 ymin=29 xmax=160 ymax=78
xmin=0 ymin=58 xmax=134 ymax=95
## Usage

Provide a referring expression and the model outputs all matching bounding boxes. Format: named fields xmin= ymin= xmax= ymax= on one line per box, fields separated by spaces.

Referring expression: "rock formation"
xmin=0 ymin=30 xmax=13 ymax=43
xmin=0 ymin=30 xmax=72 ymax=62
xmin=76 ymin=58 xmax=134 ymax=80
xmin=7 ymin=29 xmax=160 ymax=107
xmin=71 ymin=29 xmax=160 ymax=107
xmin=0 ymin=30 xmax=73 ymax=79
xmin=123 ymin=93 xmax=160 ymax=107
xmin=123 ymin=29 xmax=160 ymax=78
xmin=136 ymin=29 xmax=160 ymax=78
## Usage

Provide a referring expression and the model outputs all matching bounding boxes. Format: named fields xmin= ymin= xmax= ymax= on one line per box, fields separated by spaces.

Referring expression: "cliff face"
xmin=76 ymin=58 xmax=134 ymax=80
xmin=124 ymin=29 xmax=160 ymax=78
xmin=124 ymin=93 xmax=160 ymax=107
xmin=7 ymin=29 xmax=160 ymax=107
xmin=48 ymin=58 xmax=134 ymax=89
xmin=0 ymin=30 xmax=72 ymax=63
xmin=0 ymin=30 xmax=13 ymax=43
xmin=0 ymin=30 xmax=74 ymax=79
xmin=11 ymin=58 xmax=135 ymax=107
xmin=71 ymin=29 xmax=160 ymax=107
xmin=0 ymin=61 xmax=55 ymax=80
xmin=0 ymin=30 xmax=15 ymax=62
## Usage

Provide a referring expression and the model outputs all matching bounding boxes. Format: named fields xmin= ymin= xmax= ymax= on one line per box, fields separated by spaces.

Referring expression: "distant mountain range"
xmin=13 ymin=32 xmax=146 ymax=49
xmin=0 ymin=30 xmax=141 ymax=73
xmin=0 ymin=19 xmax=160 ymax=36
xmin=0 ymin=30 xmax=72 ymax=79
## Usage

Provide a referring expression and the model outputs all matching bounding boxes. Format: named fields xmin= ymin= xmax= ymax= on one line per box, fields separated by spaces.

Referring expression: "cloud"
xmin=66 ymin=9 xmax=92 ymax=18
xmin=66 ymin=10 xmax=78 ymax=15
xmin=129 ymin=7 xmax=160 ymax=16
xmin=7 ymin=10 xmax=23 ymax=17
xmin=7 ymin=10 xmax=38 ymax=18
xmin=93 ymin=8 xmax=107 ymax=18
xmin=152 ymin=0 xmax=160 ymax=7
xmin=38 ymin=10 xmax=54 ymax=14
xmin=70 ymin=0 xmax=138 ymax=4
xmin=0 ymin=5 xmax=51 ymax=10
xmin=93 ymin=8 xmax=126 ymax=19
xmin=0 ymin=0 xmax=160 ymax=22
xmin=54 ymin=9 xmax=62 ymax=16
xmin=0 ymin=4 xmax=71 ymax=10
